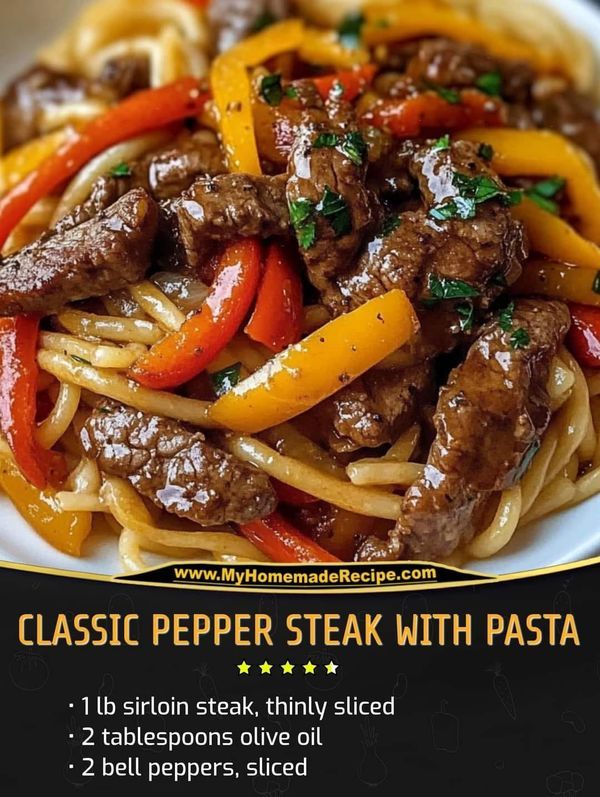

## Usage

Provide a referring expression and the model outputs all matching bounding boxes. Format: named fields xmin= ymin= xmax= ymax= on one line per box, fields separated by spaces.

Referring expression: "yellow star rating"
xmin=237 ymin=661 xmax=251 ymax=675
xmin=325 ymin=661 xmax=339 ymax=675
xmin=259 ymin=661 xmax=273 ymax=675
xmin=303 ymin=661 xmax=317 ymax=675
xmin=281 ymin=661 xmax=295 ymax=675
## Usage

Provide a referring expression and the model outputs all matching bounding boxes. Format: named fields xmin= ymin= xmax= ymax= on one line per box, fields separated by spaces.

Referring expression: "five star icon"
xmin=281 ymin=661 xmax=295 ymax=675
xmin=303 ymin=661 xmax=317 ymax=675
xmin=237 ymin=660 xmax=340 ymax=675
xmin=259 ymin=661 xmax=273 ymax=675
xmin=237 ymin=661 xmax=251 ymax=675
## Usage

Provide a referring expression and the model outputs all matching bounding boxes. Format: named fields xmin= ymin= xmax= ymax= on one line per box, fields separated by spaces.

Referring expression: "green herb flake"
xmin=430 ymin=84 xmax=461 ymax=105
xmin=526 ymin=192 xmax=559 ymax=214
xmin=478 ymin=143 xmax=494 ymax=162
xmin=211 ymin=363 xmax=242 ymax=397
xmin=110 ymin=162 xmax=132 ymax=178
xmin=260 ymin=73 xmax=284 ymax=107
xmin=289 ymin=197 xmax=317 ymax=250
xmin=285 ymin=85 xmax=299 ymax=99
xmin=456 ymin=301 xmax=474 ymax=332
xmin=433 ymin=134 xmax=451 ymax=151
xmin=339 ymin=131 xmax=368 ymax=166
xmin=251 ymin=10 xmax=278 ymax=33
xmin=317 ymin=186 xmax=352 ymax=237
xmin=382 ymin=215 xmax=401 ymax=236
xmin=429 ymin=196 xmax=477 ymax=221
xmin=491 ymin=271 xmax=508 ymax=287
xmin=475 ymin=71 xmax=503 ymax=96
xmin=313 ymin=132 xmax=340 ymax=149
xmin=338 ymin=11 xmax=365 ymax=49
xmin=498 ymin=300 xmax=515 ymax=333
xmin=593 ymin=271 xmax=600 ymax=294
xmin=70 ymin=354 xmax=92 ymax=366
xmin=98 ymin=406 xmax=112 ymax=415
xmin=428 ymin=274 xmax=481 ymax=301
xmin=510 ymin=327 xmax=531 ymax=350
xmin=374 ymin=18 xmax=390 ymax=28
xmin=331 ymin=80 xmax=345 ymax=98
xmin=525 ymin=176 xmax=566 ymax=215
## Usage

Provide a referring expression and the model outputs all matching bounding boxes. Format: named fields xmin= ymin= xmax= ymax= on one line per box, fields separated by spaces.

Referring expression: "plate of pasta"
xmin=1 ymin=0 xmax=600 ymax=576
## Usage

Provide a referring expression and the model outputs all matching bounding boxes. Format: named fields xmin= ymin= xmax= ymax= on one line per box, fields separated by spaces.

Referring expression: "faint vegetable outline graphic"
xmin=431 ymin=699 xmax=459 ymax=753
xmin=546 ymin=769 xmax=584 ymax=796
xmin=195 ymin=662 xmax=219 ymax=700
xmin=252 ymin=772 xmax=291 ymax=797
xmin=8 ymin=650 xmax=49 ymax=691
xmin=357 ymin=718 xmax=388 ymax=787
xmin=488 ymin=662 xmax=517 ymax=720
xmin=561 ymin=710 xmax=586 ymax=734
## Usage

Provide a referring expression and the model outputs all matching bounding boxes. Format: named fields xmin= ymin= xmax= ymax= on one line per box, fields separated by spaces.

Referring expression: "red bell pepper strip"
xmin=245 ymin=242 xmax=303 ymax=353
xmin=0 ymin=316 xmax=66 ymax=490
xmin=130 ymin=238 xmax=263 ymax=390
xmin=0 ymin=78 xmax=209 ymax=251
xmin=311 ymin=64 xmax=378 ymax=102
xmin=273 ymin=480 xmax=319 ymax=506
xmin=567 ymin=304 xmax=600 ymax=368
xmin=240 ymin=512 xmax=340 ymax=563
xmin=365 ymin=89 xmax=506 ymax=138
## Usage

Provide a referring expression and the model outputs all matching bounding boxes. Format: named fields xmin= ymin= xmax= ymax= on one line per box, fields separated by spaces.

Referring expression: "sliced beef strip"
xmin=330 ymin=140 xmax=528 ymax=313
xmin=57 ymin=130 xmax=225 ymax=231
xmin=358 ymin=299 xmax=571 ymax=562
xmin=97 ymin=54 xmax=150 ymax=100
xmin=163 ymin=173 xmax=289 ymax=273
xmin=286 ymin=97 xmax=378 ymax=298
xmin=404 ymin=38 xmax=535 ymax=104
xmin=81 ymin=404 xmax=277 ymax=526
xmin=208 ymin=0 xmax=290 ymax=54
xmin=0 ymin=188 xmax=159 ymax=316
xmin=307 ymin=363 xmax=434 ymax=454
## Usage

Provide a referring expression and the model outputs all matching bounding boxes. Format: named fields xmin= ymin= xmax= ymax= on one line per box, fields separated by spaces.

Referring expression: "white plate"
xmin=0 ymin=0 xmax=600 ymax=576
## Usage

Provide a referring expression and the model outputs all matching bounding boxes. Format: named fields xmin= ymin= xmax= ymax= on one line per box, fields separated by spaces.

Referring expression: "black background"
xmin=1 ymin=561 xmax=598 ymax=796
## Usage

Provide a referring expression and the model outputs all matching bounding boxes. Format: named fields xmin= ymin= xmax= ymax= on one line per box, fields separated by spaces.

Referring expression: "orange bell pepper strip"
xmin=511 ymin=260 xmax=600 ymax=308
xmin=512 ymin=197 xmax=600 ymax=270
xmin=240 ymin=512 xmax=340 ymax=563
xmin=363 ymin=3 xmax=567 ymax=76
xmin=0 ymin=457 xmax=91 ymax=556
xmin=461 ymin=128 xmax=600 ymax=245
xmin=0 ymin=316 xmax=66 ymax=490
xmin=130 ymin=238 xmax=263 ymax=390
xmin=567 ymin=304 xmax=600 ymax=368
xmin=0 ymin=78 xmax=209 ymax=250
xmin=245 ymin=242 xmax=303 ymax=353
xmin=312 ymin=64 xmax=378 ymax=102
xmin=210 ymin=289 xmax=419 ymax=433
xmin=211 ymin=19 xmax=305 ymax=174
xmin=366 ymin=90 xmax=505 ymax=138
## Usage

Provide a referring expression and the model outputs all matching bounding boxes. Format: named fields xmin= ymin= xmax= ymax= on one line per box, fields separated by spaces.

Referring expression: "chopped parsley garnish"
xmin=260 ymin=73 xmax=284 ymax=107
xmin=510 ymin=328 xmax=531 ymax=350
xmin=285 ymin=85 xmax=299 ymax=99
xmin=456 ymin=301 xmax=475 ymax=332
xmin=98 ymin=406 xmax=112 ymax=415
xmin=498 ymin=300 xmax=515 ymax=332
xmin=433 ymin=134 xmax=451 ymax=151
xmin=382 ymin=215 xmax=401 ymax=236
xmin=525 ymin=176 xmax=566 ymax=215
xmin=288 ymin=197 xmax=317 ymax=250
xmin=251 ymin=10 xmax=278 ymax=33
xmin=430 ymin=84 xmax=461 ymax=104
xmin=110 ymin=162 xmax=132 ymax=178
xmin=331 ymin=81 xmax=345 ymax=98
xmin=430 ymin=172 xmax=521 ymax=221
xmin=211 ymin=363 xmax=242 ymax=397
xmin=475 ymin=71 xmax=503 ymax=96
xmin=317 ymin=186 xmax=351 ymax=237
xmin=478 ymin=143 xmax=494 ymax=162
xmin=428 ymin=274 xmax=480 ymax=301
xmin=70 ymin=354 xmax=91 ymax=366
xmin=312 ymin=131 xmax=368 ymax=166
xmin=593 ymin=271 xmax=600 ymax=294
xmin=338 ymin=11 xmax=365 ymax=49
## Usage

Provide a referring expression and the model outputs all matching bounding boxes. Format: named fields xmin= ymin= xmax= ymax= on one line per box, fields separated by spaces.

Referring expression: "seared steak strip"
xmin=358 ymin=299 xmax=571 ymax=562
xmin=81 ymin=404 xmax=277 ymax=526
xmin=0 ymin=188 xmax=158 ymax=316
xmin=208 ymin=0 xmax=290 ymax=54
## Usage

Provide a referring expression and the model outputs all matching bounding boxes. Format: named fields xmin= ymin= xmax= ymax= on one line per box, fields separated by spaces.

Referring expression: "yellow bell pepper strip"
xmin=0 ymin=130 xmax=69 ymax=194
xmin=511 ymin=260 xmax=600 ymax=308
xmin=211 ymin=19 xmax=305 ymax=174
xmin=512 ymin=197 xmax=600 ymax=270
xmin=299 ymin=28 xmax=370 ymax=70
xmin=0 ymin=456 xmax=91 ymax=556
xmin=210 ymin=289 xmax=419 ymax=433
xmin=363 ymin=3 xmax=565 ymax=76
xmin=461 ymin=128 xmax=600 ymax=244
